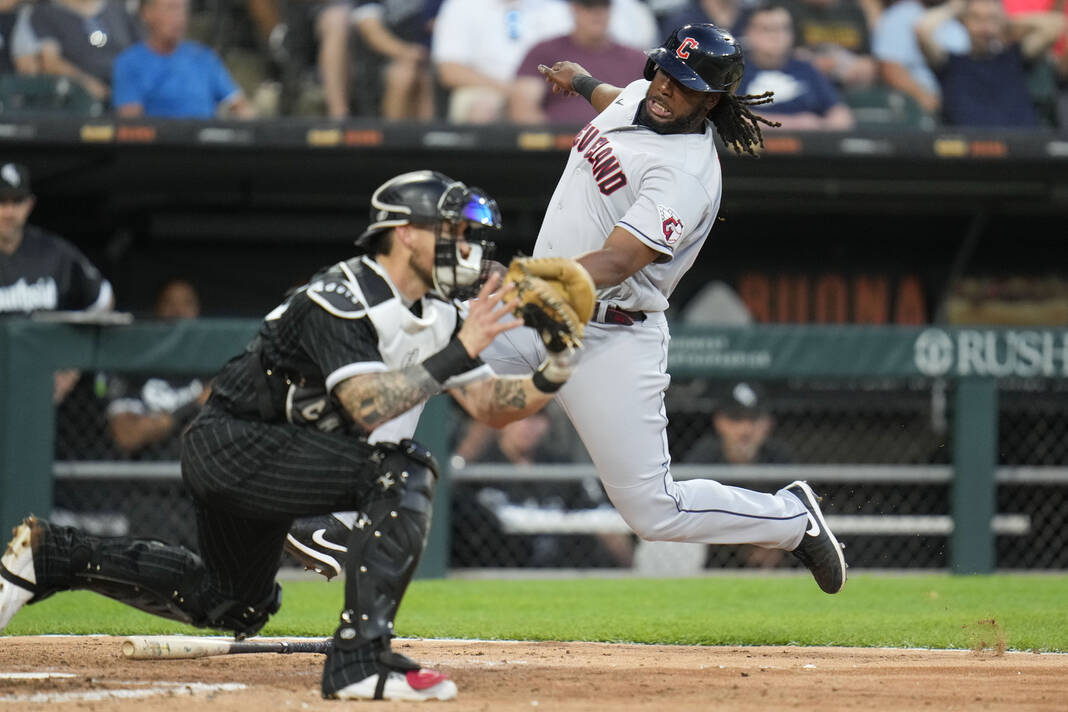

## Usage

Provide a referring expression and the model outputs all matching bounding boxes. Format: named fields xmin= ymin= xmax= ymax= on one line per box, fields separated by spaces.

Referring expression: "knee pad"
xmin=334 ymin=441 xmax=437 ymax=648
xmin=197 ymin=582 xmax=283 ymax=639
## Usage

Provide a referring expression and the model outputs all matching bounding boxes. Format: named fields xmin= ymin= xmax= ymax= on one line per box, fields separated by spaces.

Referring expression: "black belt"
xmin=593 ymin=301 xmax=646 ymax=326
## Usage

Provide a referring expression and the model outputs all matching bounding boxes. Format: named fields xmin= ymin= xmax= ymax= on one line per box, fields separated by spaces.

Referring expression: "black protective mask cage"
xmin=430 ymin=184 xmax=501 ymax=301
xmin=433 ymin=237 xmax=496 ymax=301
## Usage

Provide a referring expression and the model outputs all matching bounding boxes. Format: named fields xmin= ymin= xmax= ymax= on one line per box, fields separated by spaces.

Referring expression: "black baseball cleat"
xmin=0 ymin=516 xmax=41 ymax=631
xmin=284 ymin=514 xmax=352 ymax=580
xmin=783 ymin=481 xmax=847 ymax=594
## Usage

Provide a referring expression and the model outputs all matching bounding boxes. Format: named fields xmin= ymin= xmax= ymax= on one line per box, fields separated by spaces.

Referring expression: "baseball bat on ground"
xmin=121 ymin=636 xmax=331 ymax=660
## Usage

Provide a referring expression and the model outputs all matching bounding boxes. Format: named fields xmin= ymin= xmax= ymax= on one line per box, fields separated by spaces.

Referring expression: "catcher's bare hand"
xmin=537 ymin=62 xmax=591 ymax=95
xmin=457 ymin=272 xmax=522 ymax=357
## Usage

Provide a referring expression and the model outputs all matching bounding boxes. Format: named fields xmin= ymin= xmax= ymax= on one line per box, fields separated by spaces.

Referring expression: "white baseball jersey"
xmin=534 ymin=79 xmax=723 ymax=314
xmin=479 ymin=79 xmax=811 ymax=554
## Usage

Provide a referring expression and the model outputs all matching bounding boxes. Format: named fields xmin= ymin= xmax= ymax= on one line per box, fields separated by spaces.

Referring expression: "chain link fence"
xmin=52 ymin=371 xmax=1067 ymax=572
xmin=53 ymin=372 xmax=205 ymax=550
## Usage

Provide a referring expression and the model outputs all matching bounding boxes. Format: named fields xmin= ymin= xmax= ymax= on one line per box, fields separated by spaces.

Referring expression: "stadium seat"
xmin=0 ymin=75 xmax=102 ymax=117
xmin=843 ymin=86 xmax=934 ymax=131
xmin=1026 ymin=57 xmax=1060 ymax=128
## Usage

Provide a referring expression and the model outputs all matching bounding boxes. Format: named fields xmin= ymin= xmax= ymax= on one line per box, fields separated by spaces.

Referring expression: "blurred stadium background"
xmin=35 ymin=331 xmax=1068 ymax=576
xmin=2 ymin=0 xmax=1068 ymax=577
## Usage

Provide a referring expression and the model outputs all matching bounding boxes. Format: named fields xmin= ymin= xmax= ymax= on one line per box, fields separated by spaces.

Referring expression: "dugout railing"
xmin=3 ymin=318 xmax=1066 ymax=576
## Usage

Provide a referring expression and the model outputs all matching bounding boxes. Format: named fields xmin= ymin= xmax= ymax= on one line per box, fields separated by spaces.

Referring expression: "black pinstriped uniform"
xmin=180 ymin=256 xmax=443 ymax=607
xmin=0 ymin=225 xmax=111 ymax=315
xmin=31 ymin=256 xmax=460 ymax=629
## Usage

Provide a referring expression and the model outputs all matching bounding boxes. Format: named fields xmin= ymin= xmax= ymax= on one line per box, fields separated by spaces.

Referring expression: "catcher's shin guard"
xmin=323 ymin=441 xmax=440 ymax=698
xmin=334 ymin=439 xmax=438 ymax=648
xmin=35 ymin=520 xmax=280 ymax=638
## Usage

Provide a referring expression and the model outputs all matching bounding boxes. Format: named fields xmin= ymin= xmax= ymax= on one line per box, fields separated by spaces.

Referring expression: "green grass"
xmin=5 ymin=574 xmax=1067 ymax=652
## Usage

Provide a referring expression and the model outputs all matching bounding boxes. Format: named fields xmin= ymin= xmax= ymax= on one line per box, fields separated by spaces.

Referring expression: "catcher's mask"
xmin=643 ymin=23 xmax=744 ymax=94
xmin=430 ymin=182 xmax=500 ymax=301
xmin=356 ymin=170 xmax=501 ymax=300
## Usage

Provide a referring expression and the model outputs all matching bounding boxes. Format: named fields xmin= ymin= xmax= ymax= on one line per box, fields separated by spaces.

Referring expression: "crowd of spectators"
xmin=0 ymin=0 xmax=1064 ymax=125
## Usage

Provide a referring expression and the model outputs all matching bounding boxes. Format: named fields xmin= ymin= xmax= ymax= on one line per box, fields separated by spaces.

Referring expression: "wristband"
xmin=531 ymin=352 xmax=574 ymax=394
xmin=422 ymin=337 xmax=483 ymax=385
xmin=572 ymin=74 xmax=604 ymax=103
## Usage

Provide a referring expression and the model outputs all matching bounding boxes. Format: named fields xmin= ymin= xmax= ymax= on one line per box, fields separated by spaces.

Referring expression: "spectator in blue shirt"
xmin=112 ymin=0 xmax=254 ymax=118
xmin=737 ymin=2 xmax=854 ymax=129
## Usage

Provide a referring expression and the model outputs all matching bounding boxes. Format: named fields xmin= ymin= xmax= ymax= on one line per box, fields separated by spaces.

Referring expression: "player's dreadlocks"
xmin=709 ymin=90 xmax=781 ymax=157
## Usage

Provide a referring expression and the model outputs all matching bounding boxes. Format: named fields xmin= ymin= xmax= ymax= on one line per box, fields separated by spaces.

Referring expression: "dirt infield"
xmin=1 ymin=636 xmax=1066 ymax=711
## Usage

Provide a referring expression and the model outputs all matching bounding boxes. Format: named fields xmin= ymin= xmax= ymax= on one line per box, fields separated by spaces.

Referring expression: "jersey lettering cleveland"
xmin=211 ymin=256 xmax=490 ymax=444
xmin=534 ymin=79 xmax=723 ymax=314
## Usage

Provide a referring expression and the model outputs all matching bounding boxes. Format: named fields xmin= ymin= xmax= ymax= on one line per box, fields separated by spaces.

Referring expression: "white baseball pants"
xmin=483 ymin=312 xmax=808 ymax=550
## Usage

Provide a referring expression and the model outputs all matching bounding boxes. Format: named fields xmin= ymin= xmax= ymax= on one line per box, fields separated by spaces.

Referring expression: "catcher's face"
xmin=405 ymin=220 xmax=486 ymax=301
xmin=430 ymin=185 xmax=501 ymax=300
xmin=433 ymin=221 xmax=494 ymax=301
xmin=406 ymin=223 xmax=460 ymax=291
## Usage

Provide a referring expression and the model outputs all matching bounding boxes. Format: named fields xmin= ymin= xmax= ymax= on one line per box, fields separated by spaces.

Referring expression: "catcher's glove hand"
xmin=504 ymin=257 xmax=596 ymax=352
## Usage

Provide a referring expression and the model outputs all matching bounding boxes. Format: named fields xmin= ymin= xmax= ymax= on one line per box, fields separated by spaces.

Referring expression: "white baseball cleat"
xmin=331 ymin=668 xmax=458 ymax=702
xmin=0 ymin=517 xmax=38 ymax=631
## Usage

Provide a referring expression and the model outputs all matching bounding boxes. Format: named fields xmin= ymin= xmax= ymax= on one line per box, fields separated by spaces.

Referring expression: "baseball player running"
xmin=289 ymin=23 xmax=848 ymax=594
xmin=0 ymin=171 xmax=586 ymax=701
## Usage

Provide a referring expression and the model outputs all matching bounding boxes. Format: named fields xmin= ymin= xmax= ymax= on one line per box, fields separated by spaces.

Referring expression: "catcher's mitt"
xmin=504 ymin=257 xmax=596 ymax=351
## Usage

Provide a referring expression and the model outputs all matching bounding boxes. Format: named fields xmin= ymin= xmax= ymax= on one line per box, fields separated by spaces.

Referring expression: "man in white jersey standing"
xmin=288 ymin=23 xmax=848 ymax=594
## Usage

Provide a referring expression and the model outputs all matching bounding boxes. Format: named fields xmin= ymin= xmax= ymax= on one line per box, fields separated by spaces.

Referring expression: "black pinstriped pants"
xmin=30 ymin=406 xmax=385 ymax=629
xmin=179 ymin=406 xmax=384 ymax=606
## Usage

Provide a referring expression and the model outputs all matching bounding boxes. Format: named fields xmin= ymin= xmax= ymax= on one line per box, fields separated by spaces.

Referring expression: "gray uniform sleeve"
xmin=615 ymin=166 xmax=716 ymax=262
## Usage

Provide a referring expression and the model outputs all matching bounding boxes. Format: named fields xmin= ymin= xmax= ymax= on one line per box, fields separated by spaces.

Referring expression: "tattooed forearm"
xmin=448 ymin=375 xmax=555 ymax=427
xmin=493 ymin=377 xmax=528 ymax=410
xmin=336 ymin=365 xmax=442 ymax=432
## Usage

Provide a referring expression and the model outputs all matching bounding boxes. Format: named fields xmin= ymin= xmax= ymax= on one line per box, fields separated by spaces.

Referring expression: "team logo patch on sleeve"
xmin=657 ymin=204 xmax=684 ymax=244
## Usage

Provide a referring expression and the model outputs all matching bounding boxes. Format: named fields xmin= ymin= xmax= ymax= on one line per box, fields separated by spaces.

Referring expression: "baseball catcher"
xmin=0 ymin=169 xmax=586 ymax=703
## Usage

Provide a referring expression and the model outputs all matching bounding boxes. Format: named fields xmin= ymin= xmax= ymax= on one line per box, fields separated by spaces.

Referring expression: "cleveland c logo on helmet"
xmin=643 ymin=23 xmax=744 ymax=94
xmin=675 ymin=37 xmax=698 ymax=60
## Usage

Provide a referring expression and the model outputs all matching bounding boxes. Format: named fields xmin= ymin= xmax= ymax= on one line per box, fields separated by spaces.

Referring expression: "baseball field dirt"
xmin=1 ymin=636 xmax=1065 ymax=711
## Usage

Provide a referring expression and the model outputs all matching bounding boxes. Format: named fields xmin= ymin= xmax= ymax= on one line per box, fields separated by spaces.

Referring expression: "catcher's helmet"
xmin=643 ymin=23 xmax=744 ymax=94
xmin=356 ymin=169 xmax=499 ymax=246
xmin=356 ymin=170 xmax=501 ymax=300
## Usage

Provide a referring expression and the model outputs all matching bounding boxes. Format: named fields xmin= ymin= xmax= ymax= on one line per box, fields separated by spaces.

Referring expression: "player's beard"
xmin=409 ymin=254 xmax=436 ymax=293
xmin=636 ymin=99 xmax=708 ymax=135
